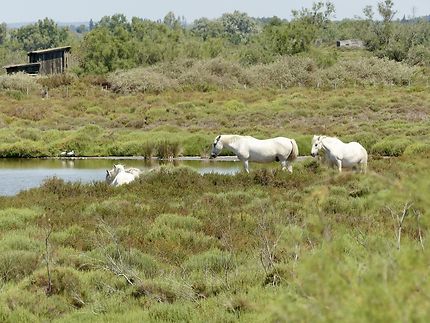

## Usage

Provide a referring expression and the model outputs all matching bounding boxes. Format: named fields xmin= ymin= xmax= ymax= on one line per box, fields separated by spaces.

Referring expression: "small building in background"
xmin=4 ymin=46 xmax=71 ymax=75
xmin=336 ymin=39 xmax=364 ymax=49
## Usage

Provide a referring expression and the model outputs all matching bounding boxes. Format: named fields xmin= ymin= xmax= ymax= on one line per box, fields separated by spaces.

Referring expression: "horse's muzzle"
xmin=311 ymin=153 xmax=316 ymax=157
xmin=210 ymin=154 xmax=217 ymax=159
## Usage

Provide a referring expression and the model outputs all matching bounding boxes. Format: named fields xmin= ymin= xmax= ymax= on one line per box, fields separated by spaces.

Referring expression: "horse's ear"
xmin=106 ymin=170 xmax=109 ymax=175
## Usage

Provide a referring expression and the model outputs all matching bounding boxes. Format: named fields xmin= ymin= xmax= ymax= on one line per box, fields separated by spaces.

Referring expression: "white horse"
xmin=311 ymin=135 xmax=367 ymax=173
xmin=210 ymin=135 xmax=299 ymax=173
xmin=106 ymin=164 xmax=141 ymax=186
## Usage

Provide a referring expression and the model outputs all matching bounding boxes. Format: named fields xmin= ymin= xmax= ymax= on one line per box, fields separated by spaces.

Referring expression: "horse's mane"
xmin=219 ymin=135 xmax=243 ymax=144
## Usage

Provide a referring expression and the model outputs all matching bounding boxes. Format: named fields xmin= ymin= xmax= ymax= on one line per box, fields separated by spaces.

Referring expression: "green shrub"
xmin=403 ymin=142 xmax=430 ymax=156
xmin=0 ymin=73 xmax=41 ymax=93
xmin=132 ymin=279 xmax=195 ymax=303
xmin=182 ymin=134 xmax=213 ymax=156
xmin=148 ymin=302 xmax=193 ymax=322
xmin=4 ymin=89 xmax=25 ymax=100
xmin=294 ymin=135 xmax=312 ymax=156
xmin=52 ymin=125 xmax=105 ymax=155
xmin=51 ymin=225 xmax=95 ymax=251
xmin=0 ymin=208 xmax=40 ymax=230
xmin=0 ymin=250 xmax=40 ymax=282
xmin=29 ymin=267 xmax=88 ymax=306
xmin=109 ymin=68 xmax=178 ymax=94
xmin=107 ymin=141 xmax=146 ymax=156
xmin=178 ymin=58 xmax=250 ymax=91
xmin=0 ymin=141 xmax=49 ymax=157
xmin=0 ymin=287 xmax=71 ymax=322
xmin=371 ymin=137 xmax=412 ymax=156
xmin=183 ymin=249 xmax=235 ymax=274
xmin=249 ymin=56 xmax=317 ymax=88
xmin=37 ymin=73 xmax=77 ymax=89
xmin=0 ymin=233 xmax=43 ymax=252
xmin=319 ymin=57 xmax=416 ymax=87
xmin=343 ymin=132 xmax=379 ymax=151
xmin=14 ymin=127 xmax=42 ymax=141
xmin=86 ymin=244 xmax=159 ymax=279
xmin=406 ymin=45 xmax=430 ymax=67
xmin=154 ymin=214 xmax=202 ymax=231
xmin=146 ymin=226 xmax=215 ymax=261
xmin=0 ymin=230 xmax=42 ymax=282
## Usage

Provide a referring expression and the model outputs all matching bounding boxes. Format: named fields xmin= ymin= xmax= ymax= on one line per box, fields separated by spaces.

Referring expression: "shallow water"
xmin=0 ymin=158 xmax=244 ymax=196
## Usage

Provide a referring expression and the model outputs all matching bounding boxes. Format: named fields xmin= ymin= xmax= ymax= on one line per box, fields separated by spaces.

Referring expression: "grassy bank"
xmin=0 ymin=85 xmax=429 ymax=158
xmin=0 ymin=153 xmax=428 ymax=321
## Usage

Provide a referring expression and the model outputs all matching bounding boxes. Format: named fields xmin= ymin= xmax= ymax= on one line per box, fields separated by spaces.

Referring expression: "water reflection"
xmin=0 ymin=158 xmax=243 ymax=196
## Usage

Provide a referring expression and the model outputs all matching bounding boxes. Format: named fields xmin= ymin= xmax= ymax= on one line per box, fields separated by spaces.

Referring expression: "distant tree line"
xmin=0 ymin=0 xmax=429 ymax=75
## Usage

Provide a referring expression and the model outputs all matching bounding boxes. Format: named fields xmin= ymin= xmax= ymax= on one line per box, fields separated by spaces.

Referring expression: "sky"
xmin=1 ymin=0 xmax=429 ymax=23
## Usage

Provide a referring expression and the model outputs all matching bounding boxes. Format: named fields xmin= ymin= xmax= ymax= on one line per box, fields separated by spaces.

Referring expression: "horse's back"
xmin=242 ymin=136 xmax=293 ymax=162
xmin=342 ymin=141 xmax=367 ymax=164
xmin=112 ymin=171 xmax=137 ymax=186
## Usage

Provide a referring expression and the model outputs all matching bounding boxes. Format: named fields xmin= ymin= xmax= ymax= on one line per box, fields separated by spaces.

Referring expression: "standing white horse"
xmin=311 ymin=135 xmax=367 ymax=173
xmin=106 ymin=164 xmax=141 ymax=186
xmin=210 ymin=135 xmax=299 ymax=173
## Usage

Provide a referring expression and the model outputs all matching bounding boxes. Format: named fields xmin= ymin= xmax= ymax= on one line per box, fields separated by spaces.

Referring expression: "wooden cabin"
xmin=4 ymin=46 xmax=71 ymax=75
xmin=4 ymin=62 xmax=41 ymax=75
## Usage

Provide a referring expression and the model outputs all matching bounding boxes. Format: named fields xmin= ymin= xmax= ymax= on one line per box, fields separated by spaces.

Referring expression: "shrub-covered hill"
xmin=0 ymin=154 xmax=429 ymax=321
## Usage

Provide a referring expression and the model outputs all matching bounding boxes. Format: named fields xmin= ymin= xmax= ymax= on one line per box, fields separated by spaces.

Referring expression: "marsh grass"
xmin=0 ymin=86 xmax=428 ymax=158
xmin=0 ymin=79 xmax=429 ymax=321
xmin=0 ymin=158 xmax=428 ymax=321
xmin=155 ymin=140 xmax=181 ymax=159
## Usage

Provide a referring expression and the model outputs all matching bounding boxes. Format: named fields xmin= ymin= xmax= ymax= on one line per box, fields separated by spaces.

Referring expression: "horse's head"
xmin=106 ymin=169 xmax=114 ymax=183
xmin=210 ymin=135 xmax=223 ymax=159
xmin=114 ymin=164 xmax=125 ymax=172
xmin=311 ymin=135 xmax=323 ymax=157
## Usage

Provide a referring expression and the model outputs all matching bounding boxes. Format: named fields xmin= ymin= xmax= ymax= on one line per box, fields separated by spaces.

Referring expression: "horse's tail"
xmin=288 ymin=139 xmax=299 ymax=161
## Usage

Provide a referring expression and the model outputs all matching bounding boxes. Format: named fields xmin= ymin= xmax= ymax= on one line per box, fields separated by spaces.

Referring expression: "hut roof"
xmin=28 ymin=46 xmax=71 ymax=55
xmin=3 ymin=62 xmax=40 ymax=69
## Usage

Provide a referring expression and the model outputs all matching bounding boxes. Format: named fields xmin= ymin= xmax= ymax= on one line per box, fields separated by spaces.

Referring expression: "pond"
xmin=0 ymin=158 xmax=244 ymax=196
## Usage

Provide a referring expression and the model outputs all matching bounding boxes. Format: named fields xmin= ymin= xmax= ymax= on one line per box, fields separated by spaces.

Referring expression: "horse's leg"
xmin=336 ymin=159 xmax=342 ymax=173
xmin=280 ymin=160 xmax=287 ymax=171
xmin=360 ymin=162 xmax=367 ymax=174
xmin=281 ymin=159 xmax=293 ymax=173
xmin=242 ymin=160 xmax=250 ymax=173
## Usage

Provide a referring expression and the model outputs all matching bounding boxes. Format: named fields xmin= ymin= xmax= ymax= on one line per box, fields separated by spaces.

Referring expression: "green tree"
xmin=131 ymin=17 xmax=183 ymax=65
xmin=220 ymin=11 xmax=257 ymax=44
xmin=363 ymin=5 xmax=375 ymax=20
xmin=0 ymin=23 xmax=6 ymax=45
xmin=191 ymin=18 xmax=223 ymax=41
xmin=291 ymin=1 xmax=335 ymax=39
xmin=377 ymin=0 xmax=397 ymax=45
xmin=11 ymin=18 xmax=69 ymax=51
xmin=75 ymin=24 xmax=88 ymax=34
xmin=163 ymin=11 xmax=181 ymax=29
xmin=80 ymin=16 xmax=136 ymax=73
xmin=89 ymin=19 xmax=95 ymax=31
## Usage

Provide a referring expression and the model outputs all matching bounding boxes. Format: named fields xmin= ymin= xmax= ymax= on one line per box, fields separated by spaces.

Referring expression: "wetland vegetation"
xmin=0 ymin=0 xmax=429 ymax=321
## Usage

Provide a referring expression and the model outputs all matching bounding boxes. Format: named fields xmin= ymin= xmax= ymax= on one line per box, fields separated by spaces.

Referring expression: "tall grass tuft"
xmin=155 ymin=140 xmax=181 ymax=159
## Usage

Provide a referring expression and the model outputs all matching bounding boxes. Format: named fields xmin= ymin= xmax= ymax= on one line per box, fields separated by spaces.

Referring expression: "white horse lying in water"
xmin=210 ymin=135 xmax=299 ymax=173
xmin=311 ymin=135 xmax=367 ymax=173
xmin=106 ymin=164 xmax=141 ymax=186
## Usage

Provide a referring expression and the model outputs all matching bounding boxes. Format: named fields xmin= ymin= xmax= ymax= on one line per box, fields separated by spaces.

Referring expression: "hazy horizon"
xmin=1 ymin=0 xmax=429 ymax=25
